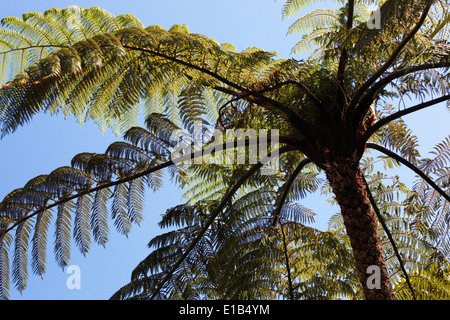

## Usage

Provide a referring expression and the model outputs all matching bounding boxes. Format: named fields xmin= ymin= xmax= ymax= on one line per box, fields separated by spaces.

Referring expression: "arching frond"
xmin=286 ymin=9 xmax=341 ymax=36
xmin=73 ymin=194 xmax=92 ymax=256
xmin=278 ymin=0 xmax=345 ymax=20
xmin=0 ymin=7 xmax=279 ymax=138
xmin=420 ymin=135 xmax=450 ymax=175
xmin=12 ymin=218 xmax=32 ymax=293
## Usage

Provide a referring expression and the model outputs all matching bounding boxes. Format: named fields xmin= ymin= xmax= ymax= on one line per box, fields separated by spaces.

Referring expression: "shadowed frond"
xmin=287 ymin=9 xmax=341 ymax=36
xmin=0 ymin=120 xmax=189 ymax=295
xmin=0 ymin=116 xmax=296 ymax=298
xmin=31 ymin=210 xmax=51 ymax=276
xmin=12 ymin=218 xmax=32 ymax=293
xmin=0 ymin=232 xmax=12 ymax=300
xmin=420 ymin=135 xmax=450 ymax=174
xmin=73 ymin=194 xmax=92 ymax=256
xmin=54 ymin=201 xmax=73 ymax=268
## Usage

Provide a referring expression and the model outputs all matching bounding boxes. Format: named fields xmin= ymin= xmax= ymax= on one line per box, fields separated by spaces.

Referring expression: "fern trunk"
xmin=325 ymin=159 xmax=395 ymax=300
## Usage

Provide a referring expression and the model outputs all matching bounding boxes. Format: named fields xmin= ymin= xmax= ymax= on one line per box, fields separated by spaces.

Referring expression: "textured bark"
xmin=325 ymin=159 xmax=395 ymax=300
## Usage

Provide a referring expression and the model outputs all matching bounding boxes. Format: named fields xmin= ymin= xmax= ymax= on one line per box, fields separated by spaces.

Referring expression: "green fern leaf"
xmin=54 ymin=202 xmax=73 ymax=268
xmin=73 ymin=195 xmax=92 ymax=256
xmin=12 ymin=218 xmax=32 ymax=293
xmin=91 ymin=188 xmax=111 ymax=247
xmin=31 ymin=210 xmax=52 ymax=277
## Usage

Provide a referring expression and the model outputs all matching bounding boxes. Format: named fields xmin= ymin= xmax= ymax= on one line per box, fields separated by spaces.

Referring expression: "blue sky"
xmin=0 ymin=0 xmax=449 ymax=300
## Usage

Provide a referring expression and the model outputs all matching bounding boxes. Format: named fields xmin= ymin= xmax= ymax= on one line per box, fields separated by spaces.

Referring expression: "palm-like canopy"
xmin=0 ymin=0 xmax=450 ymax=300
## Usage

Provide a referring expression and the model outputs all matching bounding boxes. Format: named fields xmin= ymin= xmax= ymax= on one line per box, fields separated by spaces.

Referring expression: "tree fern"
xmin=1 ymin=1 xmax=450 ymax=300
xmin=278 ymin=0 xmax=346 ymax=20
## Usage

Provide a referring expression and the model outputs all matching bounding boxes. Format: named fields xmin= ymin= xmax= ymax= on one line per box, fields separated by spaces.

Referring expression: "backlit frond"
xmin=287 ymin=9 xmax=340 ymax=36
xmin=0 ymin=7 xmax=275 ymax=137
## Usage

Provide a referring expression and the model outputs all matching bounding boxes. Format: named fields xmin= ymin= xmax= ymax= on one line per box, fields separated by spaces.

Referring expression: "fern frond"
xmin=0 ymin=6 xmax=277 ymax=137
xmin=54 ymin=201 xmax=73 ymax=268
xmin=178 ymin=85 xmax=209 ymax=134
xmin=290 ymin=28 xmax=334 ymax=55
xmin=12 ymin=218 xmax=32 ymax=293
xmin=278 ymin=0 xmax=343 ymax=19
xmin=287 ymin=9 xmax=340 ymax=36
xmin=353 ymin=0 xmax=432 ymax=54
xmin=90 ymin=188 xmax=111 ymax=247
xmin=73 ymin=195 xmax=92 ymax=256
xmin=0 ymin=232 xmax=12 ymax=300
xmin=31 ymin=210 xmax=51 ymax=276
xmin=279 ymin=202 xmax=316 ymax=225
xmin=111 ymin=183 xmax=132 ymax=236
xmin=127 ymin=178 xmax=145 ymax=225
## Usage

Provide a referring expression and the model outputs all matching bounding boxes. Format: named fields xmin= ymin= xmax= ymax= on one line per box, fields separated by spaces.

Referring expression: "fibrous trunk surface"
xmin=325 ymin=159 xmax=395 ymax=300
